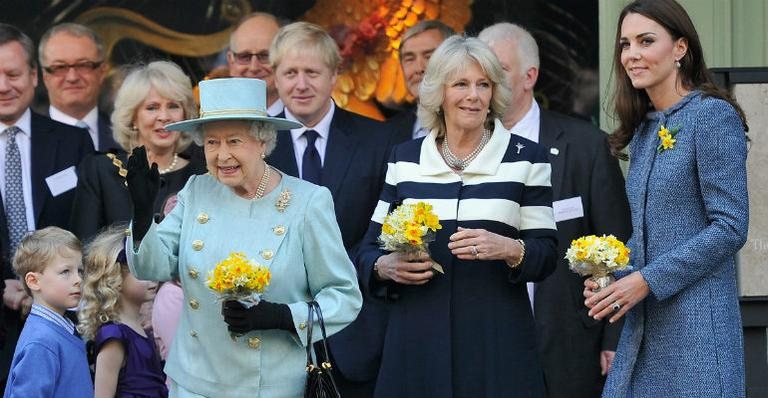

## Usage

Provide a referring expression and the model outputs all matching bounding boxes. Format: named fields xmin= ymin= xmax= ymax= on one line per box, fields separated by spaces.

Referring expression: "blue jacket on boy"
xmin=3 ymin=312 xmax=93 ymax=397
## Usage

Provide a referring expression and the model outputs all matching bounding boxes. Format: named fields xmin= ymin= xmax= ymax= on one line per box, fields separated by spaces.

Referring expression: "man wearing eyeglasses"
xmin=226 ymin=12 xmax=284 ymax=116
xmin=38 ymin=23 xmax=117 ymax=152
xmin=0 ymin=23 xmax=94 ymax=394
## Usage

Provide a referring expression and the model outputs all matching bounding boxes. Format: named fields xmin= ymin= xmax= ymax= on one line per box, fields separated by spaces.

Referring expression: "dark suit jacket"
xmin=533 ymin=110 xmax=631 ymax=398
xmin=267 ymin=106 xmax=393 ymax=382
xmin=1 ymin=112 xmax=95 ymax=278
xmin=0 ymin=111 xmax=93 ymax=376
xmin=385 ymin=105 xmax=417 ymax=145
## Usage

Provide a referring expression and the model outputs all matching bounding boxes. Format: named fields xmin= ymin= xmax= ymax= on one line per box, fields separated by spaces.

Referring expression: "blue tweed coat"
xmin=603 ymin=91 xmax=748 ymax=397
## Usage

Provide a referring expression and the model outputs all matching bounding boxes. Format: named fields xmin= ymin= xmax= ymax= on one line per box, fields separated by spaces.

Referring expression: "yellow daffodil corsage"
xmin=656 ymin=124 xmax=681 ymax=153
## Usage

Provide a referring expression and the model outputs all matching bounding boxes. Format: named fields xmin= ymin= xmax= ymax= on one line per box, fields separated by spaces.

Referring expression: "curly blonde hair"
xmin=77 ymin=225 xmax=129 ymax=340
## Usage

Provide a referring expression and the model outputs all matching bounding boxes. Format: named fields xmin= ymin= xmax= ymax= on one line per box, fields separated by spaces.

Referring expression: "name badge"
xmin=45 ymin=166 xmax=78 ymax=197
xmin=552 ymin=196 xmax=584 ymax=222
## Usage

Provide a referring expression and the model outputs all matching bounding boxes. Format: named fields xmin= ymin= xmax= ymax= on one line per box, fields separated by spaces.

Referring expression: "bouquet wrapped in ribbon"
xmin=379 ymin=201 xmax=444 ymax=273
xmin=565 ymin=234 xmax=630 ymax=290
xmin=207 ymin=252 xmax=271 ymax=306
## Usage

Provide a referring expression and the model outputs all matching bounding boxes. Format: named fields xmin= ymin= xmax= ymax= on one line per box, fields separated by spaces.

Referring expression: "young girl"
xmin=78 ymin=226 xmax=168 ymax=398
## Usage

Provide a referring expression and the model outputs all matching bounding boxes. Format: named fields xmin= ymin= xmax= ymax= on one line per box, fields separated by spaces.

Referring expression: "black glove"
xmin=126 ymin=146 xmax=160 ymax=241
xmin=222 ymin=300 xmax=294 ymax=333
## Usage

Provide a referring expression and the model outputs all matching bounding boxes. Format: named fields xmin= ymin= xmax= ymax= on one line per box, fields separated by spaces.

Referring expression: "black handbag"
xmin=305 ymin=301 xmax=341 ymax=398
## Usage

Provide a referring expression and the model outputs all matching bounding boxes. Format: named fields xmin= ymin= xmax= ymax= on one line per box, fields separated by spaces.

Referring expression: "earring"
xmin=261 ymin=152 xmax=266 ymax=159
xmin=130 ymin=125 xmax=138 ymax=131
xmin=675 ymin=59 xmax=681 ymax=68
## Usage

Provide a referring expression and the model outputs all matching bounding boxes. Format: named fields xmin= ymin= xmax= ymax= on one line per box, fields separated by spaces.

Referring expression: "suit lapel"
xmin=30 ymin=113 xmax=57 ymax=222
xmin=322 ymin=109 xmax=357 ymax=198
xmin=538 ymin=111 xmax=566 ymax=201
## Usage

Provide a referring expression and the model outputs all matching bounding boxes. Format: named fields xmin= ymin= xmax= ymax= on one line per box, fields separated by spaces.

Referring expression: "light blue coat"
xmin=128 ymin=173 xmax=362 ymax=398
xmin=604 ymin=92 xmax=748 ymax=397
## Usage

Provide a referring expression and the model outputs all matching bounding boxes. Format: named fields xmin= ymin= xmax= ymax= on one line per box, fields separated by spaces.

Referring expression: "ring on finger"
xmin=470 ymin=245 xmax=478 ymax=256
xmin=612 ymin=302 xmax=621 ymax=311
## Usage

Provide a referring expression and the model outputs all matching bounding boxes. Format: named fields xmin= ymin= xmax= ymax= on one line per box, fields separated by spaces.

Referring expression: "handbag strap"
xmin=304 ymin=301 xmax=334 ymax=371
xmin=305 ymin=301 xmax=316 ymax=368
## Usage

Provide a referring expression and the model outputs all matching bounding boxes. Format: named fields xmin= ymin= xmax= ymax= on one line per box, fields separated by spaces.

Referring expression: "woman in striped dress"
xmin=356 ymin=35 xmax=558 ymax=397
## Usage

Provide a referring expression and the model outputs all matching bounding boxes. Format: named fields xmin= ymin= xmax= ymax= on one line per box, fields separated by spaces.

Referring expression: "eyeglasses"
xmin=231 ymin=51 xmax=270 ymax=65
xmin=42 ymin=61 xmax=103 ymax=76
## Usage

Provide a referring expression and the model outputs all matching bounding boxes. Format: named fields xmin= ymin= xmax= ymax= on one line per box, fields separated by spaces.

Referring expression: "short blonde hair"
xmin=12 ymin=227 xmax=82 ymax=296
xmin=270 ymin=22 xmax=341 ymax=71
xmin=77 ymin=225 xmax=129 ymax=340
xmin=417 ymin=35 xmax=511 ymax=135
xmin=111 ymin=61 xmax=197 ymax=152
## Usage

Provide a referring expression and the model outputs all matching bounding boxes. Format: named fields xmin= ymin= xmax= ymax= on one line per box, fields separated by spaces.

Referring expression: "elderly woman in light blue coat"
xmin=584 ymin=1 xmax=749 ymax=397
xmin=125 ymin=78 xmax=362 ymax=397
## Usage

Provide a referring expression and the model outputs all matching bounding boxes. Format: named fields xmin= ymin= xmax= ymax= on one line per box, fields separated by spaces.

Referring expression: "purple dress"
xmin=94 ymin=322 xmax=169 ymax=398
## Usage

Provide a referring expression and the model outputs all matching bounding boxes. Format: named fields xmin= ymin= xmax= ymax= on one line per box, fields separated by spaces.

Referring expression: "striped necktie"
xmin=4 ymin=126 xmax=28 ymax=254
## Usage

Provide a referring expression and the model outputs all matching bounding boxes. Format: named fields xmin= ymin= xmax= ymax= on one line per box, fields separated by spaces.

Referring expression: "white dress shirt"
xmin=267 ymin=98 xmax=285 ymax=117
xmin=49 ymin=105 xmax=100 ymax=149
xmin=284 ymin=101 xmax=335 ymax=179
xmin=0 ymin=109 xmax=36 ymax=231
xmin=508 ymin=98 xmax=541 ymax=144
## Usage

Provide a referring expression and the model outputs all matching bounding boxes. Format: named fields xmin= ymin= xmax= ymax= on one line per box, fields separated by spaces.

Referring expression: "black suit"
xmin=385 ymin=105 xmax=417 ymax=145
xmin=0 ymin=111 xmax=94 ymax=386
xmin=533 ymin=110 xmax=631 ymax=398
xmin=267 ymin=106 xmax=393 ymax=392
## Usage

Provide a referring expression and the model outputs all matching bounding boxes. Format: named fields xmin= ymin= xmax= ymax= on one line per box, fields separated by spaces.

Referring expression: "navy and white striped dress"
xmin=357 ymin=120 xmax=558 ymax=398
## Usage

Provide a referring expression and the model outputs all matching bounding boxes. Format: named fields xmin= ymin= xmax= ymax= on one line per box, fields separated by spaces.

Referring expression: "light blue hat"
xmin=165 ymin=77 xmax=303 ymax=132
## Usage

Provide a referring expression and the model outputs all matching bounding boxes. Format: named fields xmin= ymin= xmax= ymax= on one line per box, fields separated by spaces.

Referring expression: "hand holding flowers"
xmin=379 ymin=202 xmax=443 ymax=274
xmin=207 ymin=252 xmax=271 ymax=304
xmin=566 ymin=234 xmax=630 ymax=290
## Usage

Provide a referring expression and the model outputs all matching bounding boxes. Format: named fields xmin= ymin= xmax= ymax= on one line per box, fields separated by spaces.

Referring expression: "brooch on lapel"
xmin=275 ymin=189 xmax=292 ymax=212
xmin=656 ymin=124 xmax=681 ymax=153
xmin=515 ymin=142 xmax=525 ymax=154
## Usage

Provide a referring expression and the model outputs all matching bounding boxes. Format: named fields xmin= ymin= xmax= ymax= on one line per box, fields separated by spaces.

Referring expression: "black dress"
xmin=69 ymin=148 xmax=207 ymax=240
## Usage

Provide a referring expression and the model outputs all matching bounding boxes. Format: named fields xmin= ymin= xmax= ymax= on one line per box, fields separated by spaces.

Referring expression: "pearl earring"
xmin=674 ymin=59 xmax=681 ymax=68
xmin=261 ymin=152 xmax=266 ymax=159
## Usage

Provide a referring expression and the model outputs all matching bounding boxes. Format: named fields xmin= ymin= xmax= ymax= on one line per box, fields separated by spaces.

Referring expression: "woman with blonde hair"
xmin=356 ymin=35 xmax=558 ymax=397
xmin=69 ymin=60 xmax=205 ymax=241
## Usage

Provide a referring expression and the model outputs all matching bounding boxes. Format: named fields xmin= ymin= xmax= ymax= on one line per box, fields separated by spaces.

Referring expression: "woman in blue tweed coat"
xmin=584 ymin=1 xmax=750 ymax=397
xmin=357 ymin=36 xmax=558 ymax=397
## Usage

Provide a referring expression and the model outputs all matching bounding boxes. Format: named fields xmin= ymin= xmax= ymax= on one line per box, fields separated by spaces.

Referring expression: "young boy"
xmin=3 ymin=227 xmax=93 ymax=398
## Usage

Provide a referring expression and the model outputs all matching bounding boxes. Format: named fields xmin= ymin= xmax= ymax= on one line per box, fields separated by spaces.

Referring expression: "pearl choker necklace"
xmin=441 ymin=130 xmax=491 ymax=170
xmin=246 ymin=164 xmax=272 ymax=200
xmin=158 ymin=153 xmax=178 ymax=174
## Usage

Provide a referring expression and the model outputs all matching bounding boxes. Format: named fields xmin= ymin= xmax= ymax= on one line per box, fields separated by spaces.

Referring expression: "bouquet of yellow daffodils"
xmin=379 ymin=201 xmax=444 ymax=273
xmin=207 ymin=252 xmax=271 ymax=305
xmin=565 ymin=234 xmax=630 ymax=290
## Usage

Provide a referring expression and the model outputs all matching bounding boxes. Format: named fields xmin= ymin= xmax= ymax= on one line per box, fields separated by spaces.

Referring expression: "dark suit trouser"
xmin=0 ymin=309 xmax=23 ymax=396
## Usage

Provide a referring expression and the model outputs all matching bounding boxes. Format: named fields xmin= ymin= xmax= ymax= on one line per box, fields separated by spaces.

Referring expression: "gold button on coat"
xmin=188 ymin=267 xmax=199 ymax=279
xmin=248 ymin=337 xmax=261 ymax=349
xmin=192 ymin=240 xmax=204 ymax=251
xmin=197 ymin=212 xmax=210 ymax=224
xmin=260 ymin=250 xmax=274 ymax=260
xmin=298 ymin=322 xmax=307 ymax=330
xmin=272 ymin=225 xmax=286 ymax=236
xmin=189 ymin=299 xmax=200 ymax=309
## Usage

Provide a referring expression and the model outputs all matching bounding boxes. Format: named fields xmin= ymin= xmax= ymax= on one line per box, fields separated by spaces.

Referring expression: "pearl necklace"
xmin=441 ymin=129 xmax=491 ymax=170
xmin=158 ymin=152 xmax=178 ymax=174
xmin=246 ymin=164 xmax=272 ymax=200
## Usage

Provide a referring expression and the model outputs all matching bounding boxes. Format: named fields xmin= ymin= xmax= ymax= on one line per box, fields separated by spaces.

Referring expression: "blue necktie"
xmin=4 ymin=126 xmax=28 ymax=254
xmin=302 ymin=130 xmax=322 ymax=185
